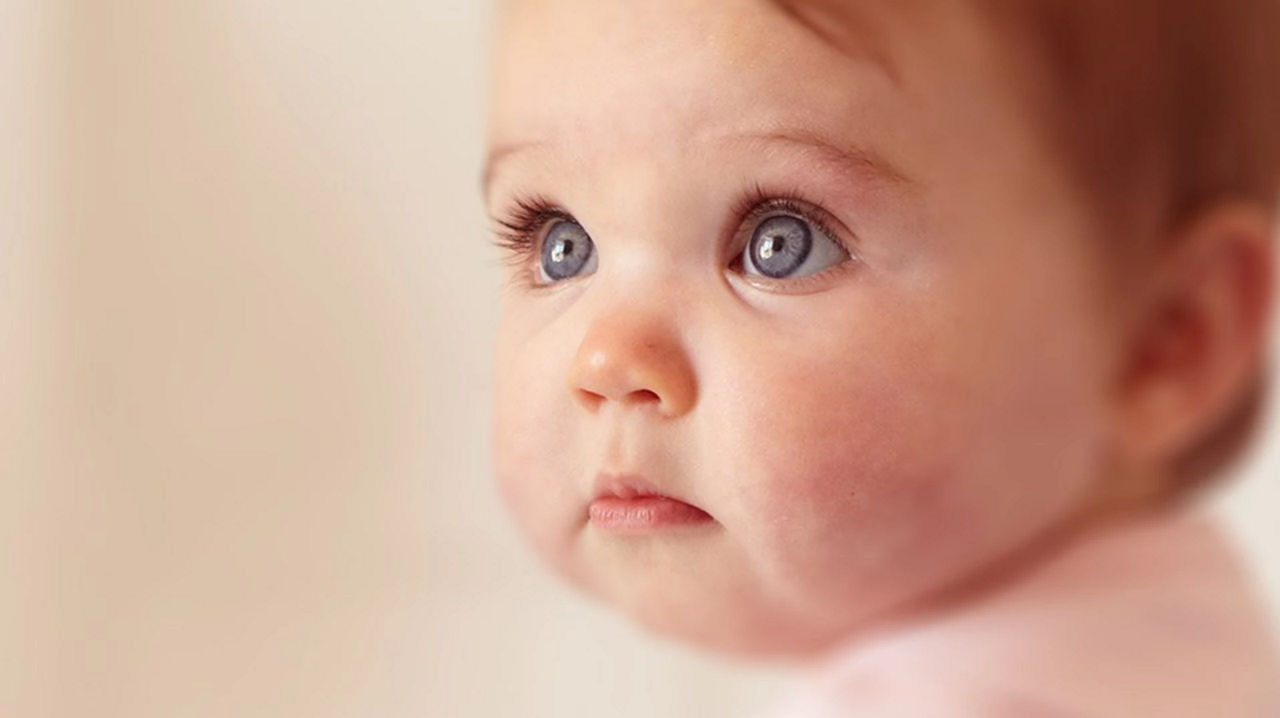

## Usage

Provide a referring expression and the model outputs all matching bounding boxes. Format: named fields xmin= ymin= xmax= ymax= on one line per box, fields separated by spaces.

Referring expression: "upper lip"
xmin=592 ymin=472 xmax=685 ymax=502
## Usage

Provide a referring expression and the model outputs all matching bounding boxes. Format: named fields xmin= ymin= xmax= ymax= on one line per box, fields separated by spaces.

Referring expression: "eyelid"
xmin=727 ymin=188 xmax=858 ymax=264
xmin=490 ymin=194 xmax=580 ymax=291
xmin=492 ymin=188 xmax=858 ymax=293
xmin=492 ymin=195 xmax=573 ymax=249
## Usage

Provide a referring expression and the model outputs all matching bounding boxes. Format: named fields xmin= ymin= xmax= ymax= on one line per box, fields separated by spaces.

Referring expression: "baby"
xmin=482 ymin=0 xmax=1280 ymax=714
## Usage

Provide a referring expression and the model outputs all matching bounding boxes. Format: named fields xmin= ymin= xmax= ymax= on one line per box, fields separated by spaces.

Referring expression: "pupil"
xmin=551 ymin=239 xmax=571 ymax=263
xmin=749 ymin=216 xmax=812 ymax=278
xmin=540 ymin=221 xmax=594 ymax=282
xmin=758 ymin=236 xmax=783 ymax=260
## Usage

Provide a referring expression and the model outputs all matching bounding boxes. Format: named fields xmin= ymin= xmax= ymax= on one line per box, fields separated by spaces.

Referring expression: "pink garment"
xmin=774 ymin=508 xmax=1280 ymax=717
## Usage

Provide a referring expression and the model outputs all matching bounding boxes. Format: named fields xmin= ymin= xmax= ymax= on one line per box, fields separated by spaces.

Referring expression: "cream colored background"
xmin=2 ymin=1 xmax=1277 ymax=716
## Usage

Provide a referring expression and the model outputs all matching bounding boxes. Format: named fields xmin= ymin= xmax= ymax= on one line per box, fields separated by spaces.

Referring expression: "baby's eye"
xmin=539 ymin=220 xmax=597 ymax=283
xmin=738 ymin=212 xmax=849 ymax=280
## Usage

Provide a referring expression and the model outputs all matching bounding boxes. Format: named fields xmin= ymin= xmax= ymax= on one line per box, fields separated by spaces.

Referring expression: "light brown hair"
xmin=981 ymin=0 xmax=1280 ymax=240
xmin=978 ymin=0 xmax=1280 ymax=489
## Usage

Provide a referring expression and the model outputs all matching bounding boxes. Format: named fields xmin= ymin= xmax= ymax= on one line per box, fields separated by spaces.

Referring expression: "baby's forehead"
xmin=485 ymin=0 xmax=1054 ymax=209
xmin=488 ymin=0 xmax=906 ymax=155
xmin=493 ymin=0 xmax=893 ymax=70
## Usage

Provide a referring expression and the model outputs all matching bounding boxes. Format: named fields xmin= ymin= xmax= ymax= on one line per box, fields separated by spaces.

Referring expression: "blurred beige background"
xmin=1 ymin=1 xmax=1277 ymax=716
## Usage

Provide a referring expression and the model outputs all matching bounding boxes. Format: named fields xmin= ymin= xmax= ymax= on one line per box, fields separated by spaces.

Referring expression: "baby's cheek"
xmin=715 ymin=347 xmax=971 ymax=617
xmin=712 ymin=291 xmax=1107 ymax=629
xmin=492 ymin=354 xmax=587 ymax=583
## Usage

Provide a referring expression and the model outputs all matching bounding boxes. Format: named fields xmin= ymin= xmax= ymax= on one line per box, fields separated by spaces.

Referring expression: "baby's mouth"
xmin=588 ymin=473 xmax=713 ymax=532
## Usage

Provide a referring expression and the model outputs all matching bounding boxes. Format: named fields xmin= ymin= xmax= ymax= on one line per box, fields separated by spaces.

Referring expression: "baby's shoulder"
xmin=776 ymin=670 xmax=1080 ymax=718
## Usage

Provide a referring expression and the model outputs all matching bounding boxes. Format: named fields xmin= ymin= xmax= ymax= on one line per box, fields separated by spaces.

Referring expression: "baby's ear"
xmin=1113 ymin=203 xmax=1275 ymax=480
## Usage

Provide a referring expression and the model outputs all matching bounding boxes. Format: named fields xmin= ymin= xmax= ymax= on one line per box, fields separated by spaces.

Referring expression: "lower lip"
xmin=588 ymin=496 xmax=713 ymax=532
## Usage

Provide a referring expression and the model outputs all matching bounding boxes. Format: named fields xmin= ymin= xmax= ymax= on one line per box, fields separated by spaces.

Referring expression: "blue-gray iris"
xmin=541 ymin=221 xmax=594 ymax=280
xmin=749 ymin=215 xmax=812 ymax=278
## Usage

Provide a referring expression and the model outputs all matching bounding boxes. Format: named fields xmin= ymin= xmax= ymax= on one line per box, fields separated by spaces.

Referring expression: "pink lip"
xmin=589 ymin=474 xmax=713 ymax=532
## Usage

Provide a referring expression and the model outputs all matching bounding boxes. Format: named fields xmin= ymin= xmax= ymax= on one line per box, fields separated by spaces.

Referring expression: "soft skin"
xmin=485 ymin=0 xmax=1124 ymax=657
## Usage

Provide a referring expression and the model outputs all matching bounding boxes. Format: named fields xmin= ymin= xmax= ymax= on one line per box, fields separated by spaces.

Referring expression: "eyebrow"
xmin=481 ymin=130 xmax=915 ymax=199
xmin=481 ymin=140 xmax=545 ymax=198
xmin=728 ymin=128 xmax=916 ymax=192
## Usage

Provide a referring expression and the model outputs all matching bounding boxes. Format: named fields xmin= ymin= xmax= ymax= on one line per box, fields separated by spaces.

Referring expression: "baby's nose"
xmin=566 ymin=310 xmax=697 ymax=418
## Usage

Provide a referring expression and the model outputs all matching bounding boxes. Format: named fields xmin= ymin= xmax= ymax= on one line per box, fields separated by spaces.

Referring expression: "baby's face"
xmin=486 ymin=0 xmax=1119 ymax=656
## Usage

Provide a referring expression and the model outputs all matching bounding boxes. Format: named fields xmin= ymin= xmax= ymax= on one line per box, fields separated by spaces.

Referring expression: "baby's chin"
xmin=567 ymin=551 xmax=886 ymax=660
xmin=526 ymin=511 xmax=946 ymax=659
xmin=611 ymin=587 xmax=869 ymax=660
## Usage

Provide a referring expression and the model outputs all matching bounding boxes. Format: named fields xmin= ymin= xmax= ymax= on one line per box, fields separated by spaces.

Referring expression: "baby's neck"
xmin=829 ymin=499 xmax=1187 ymax=661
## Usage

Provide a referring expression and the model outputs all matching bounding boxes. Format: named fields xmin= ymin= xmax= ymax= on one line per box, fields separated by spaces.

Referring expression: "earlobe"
xmin=1112 ymin=203 xmax=1275 ymax=477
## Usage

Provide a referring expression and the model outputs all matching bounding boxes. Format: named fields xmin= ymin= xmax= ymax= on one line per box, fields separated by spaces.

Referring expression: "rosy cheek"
xmin=709 ymin=320 xmax=977 ymax=608
xmin=492 ymin=351 xmax=579 ymax=560
xmin=725 ymin=311 xmax=954 ymax=501
xmin=492 ymin=403 xmax=537 ymax=531
xmin=748 ymin=374 xmax=956 ymax=529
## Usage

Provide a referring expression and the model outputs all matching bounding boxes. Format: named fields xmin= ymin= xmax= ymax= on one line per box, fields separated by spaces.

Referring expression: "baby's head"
xmin=483 ymin=0 xmax=1280 ymax=657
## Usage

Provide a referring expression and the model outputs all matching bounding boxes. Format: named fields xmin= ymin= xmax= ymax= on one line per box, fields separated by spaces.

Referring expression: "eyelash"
xmin=488 ymin=194 xmax=569 ymax=289
xmin=726 ymin=183 xmax=849 ymax=269
xmin=490 ymin=194 xmax=565 ymax=259
xmin=488 ymin=186 xmax=853 ymax=289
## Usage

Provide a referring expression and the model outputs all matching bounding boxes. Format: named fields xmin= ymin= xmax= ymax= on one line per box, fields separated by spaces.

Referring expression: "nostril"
xmin=572 ymin=387 xmax=663 ymax=413
xmin=574 ymin=388 xmax=605 ymax=412
xmin=627 ymin=389 xmax=661 ymax=405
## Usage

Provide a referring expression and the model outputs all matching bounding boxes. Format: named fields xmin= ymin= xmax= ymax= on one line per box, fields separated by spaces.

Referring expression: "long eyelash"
xmin=489 ymin=194 xmax=568 ymax=260
xmin=729 ymin=182 xmax=844 ymax=249
xmin=488 ymin=196 xmax=580 ymax=294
